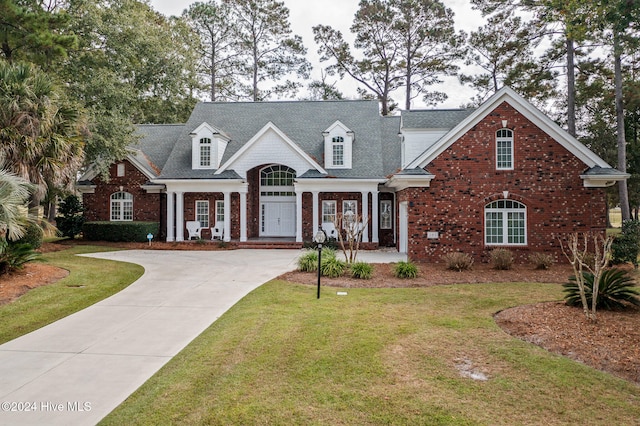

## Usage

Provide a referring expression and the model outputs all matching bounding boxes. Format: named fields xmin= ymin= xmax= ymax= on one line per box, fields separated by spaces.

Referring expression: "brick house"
xmin=78 ymin=87 xmax=627 ymax=262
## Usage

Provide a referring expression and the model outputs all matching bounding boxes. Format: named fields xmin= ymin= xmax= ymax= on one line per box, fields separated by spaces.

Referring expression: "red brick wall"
xmin=82 ymin=160 xmax=162 ymax=224
xmin=400 ymin=101 xmax=607 ymax=263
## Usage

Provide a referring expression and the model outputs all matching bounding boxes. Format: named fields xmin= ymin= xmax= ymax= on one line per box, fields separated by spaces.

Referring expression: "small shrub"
xmin=0 ymin=243 xmax=41 ymax=275
xmin=321 ymin=256 xmax=346 ymax=278
xmin=529 ymin=252 xmax=555 ymax=270
xmin=394 ymin=260 xmax=418 ymax=279
xmin=490 ymin=248 xmax=514 ymax=270
xmin=351 ymin=261 xmax=373 ymax=279
xmin=14 ymin=221 xmax=43 ymax=249
xmin=56 ymin=195 xmax=85 ymax=239
xmin=611 ymin=220 xmax=640 ymax=267
xmin=563 ymin=268 xmax=640 ymax=310
xmin=82 ymin=221 xmax=160 ymax=242
xmin=441 ymin=252 xmax=474 ymax=271
xmin=297 ymin=250 xmax=318 ymax=272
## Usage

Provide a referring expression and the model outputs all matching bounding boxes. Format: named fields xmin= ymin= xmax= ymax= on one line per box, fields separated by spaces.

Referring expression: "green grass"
xmin=0 ymin=246 xmax=143 ymax=344
xmin=101 ymin=281 xmax=640 ymax=425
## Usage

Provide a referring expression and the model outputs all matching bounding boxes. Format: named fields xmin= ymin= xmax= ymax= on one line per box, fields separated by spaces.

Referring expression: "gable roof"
xmin=406 ymin=86 xmax=613 ymax=170
xmin=158 ymin=99 xmax=398 ymax=180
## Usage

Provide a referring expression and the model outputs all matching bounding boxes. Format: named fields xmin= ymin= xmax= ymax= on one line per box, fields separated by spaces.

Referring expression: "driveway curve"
xmin=0 ymin=249 xmax=300 ymax=426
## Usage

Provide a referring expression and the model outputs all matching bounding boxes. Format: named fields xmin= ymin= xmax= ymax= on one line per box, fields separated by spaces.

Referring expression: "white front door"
xmin=261 ymin=202 xmax=296 ymax=236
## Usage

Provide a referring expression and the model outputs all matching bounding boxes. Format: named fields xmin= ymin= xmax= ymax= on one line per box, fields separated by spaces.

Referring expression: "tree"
xmin=0 ymin=166 xmax=32 ymax=242
xmin=183 ymin=1 xmax=242 ymax=101
xmin=0 ymin=61 xmax=85 ymax=206
xmin=460 ymin=13 xmax=541 ymax=104
xmin=315 ymin=0 xmax=460 ymax=114
xmin=0 ymin=0 xmax=77 ymax=64
xmin=306 ymin=69 xmax=344 ymax=101
xmin=56 ymin=194 xmax=85 ymax=239
xmin=560 ymin=232 xmax=614 ymax=322
xmin=224 ymin=0 xmax=310 ymax=101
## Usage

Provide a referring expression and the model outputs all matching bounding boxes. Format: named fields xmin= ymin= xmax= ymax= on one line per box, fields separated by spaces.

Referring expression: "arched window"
xmin=111 ymin=192 xmax=133 ymax=221
xmin=199 ymin=137 xmax=212 ymax=167
xmin=332 ymin=136 xmax=344 ymax=166
xmin=485 ymin=199 xmax=526 ymax=245
xmin=260 ymin=165 xmax=296 ymax=196
xmin=496 ymin=129 xmax=514 ymax=170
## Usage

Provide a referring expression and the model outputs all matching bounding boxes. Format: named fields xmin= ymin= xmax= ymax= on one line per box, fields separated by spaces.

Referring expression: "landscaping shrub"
xmin=611 ymin=220 xmax=640 ymax=268
xmin=321 ymin=256 xmax=345 ymax=278
xmin=564 ymin=268 xmax=640 ymax=310
xmin=297 ymin=250 xmax=319 ymax=272
xmin=56 ymin=195 xmax=85 ymax=239
xmin=394 ymin=260 xmax=418 ymax=279
xmin=529 ymin=252 xmax=555 ymax=270
xmin=490 ymin=248 xmax=514 ymax=270
xmin=0 ymin=242 xmax=40 ymax=275
xmin=83 ymin=221 xmax=160 ymax=242
xmin=14 ymin=221 xmax=43 ymax=249
xmin=350 ymin=261 xmax=373 ymax=279
xmin=441 ymin=252 xmax=474 ymax=271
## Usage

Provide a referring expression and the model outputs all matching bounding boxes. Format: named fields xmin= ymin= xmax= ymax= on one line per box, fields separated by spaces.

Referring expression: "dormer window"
xmin=332 ymin=136 xmax=344 ymax=166
xmin=199 ymin=138 xmax=212 ymax=167
xmin=323 ymin=121 xmax=353 ymax=169
xmin=190 ymin=122 xmax=230 ymax=170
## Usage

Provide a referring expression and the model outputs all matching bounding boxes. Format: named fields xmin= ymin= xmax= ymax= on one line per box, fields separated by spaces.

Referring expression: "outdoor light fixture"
xmin=314 ymin=227 xmax=327 ymax=299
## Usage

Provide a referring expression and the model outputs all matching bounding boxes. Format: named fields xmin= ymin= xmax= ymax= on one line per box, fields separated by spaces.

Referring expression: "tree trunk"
xmin=210 ymin=44 xmax=216 ymax=102
xmin=614 ymin=34 xmax=631 ymax=221
xmin=566 ymin=37 xmax=576 ymax=137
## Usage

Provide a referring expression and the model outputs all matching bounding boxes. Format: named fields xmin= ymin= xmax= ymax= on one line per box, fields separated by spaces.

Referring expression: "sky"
xmin=148 ymin=0 xmax=484 ymax=109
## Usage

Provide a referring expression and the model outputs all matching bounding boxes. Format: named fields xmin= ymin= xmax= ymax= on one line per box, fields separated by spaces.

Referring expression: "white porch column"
xmin=372 ymin=190 xmax=379 ymax=243
xmin=166 ymin=191 xmax=175 ymax=242
xmin=361 ymin=191 xmax=369 ymax=243
xmin=175 ymin=192 xmax=184 ymax=242
xmin=223 ymin=191 xmax=231 ymax=242
xmin=312 ymin=191 xmax=319 ymax=235
xmin=239 ymin=190 xmax=247 ymax=242
xmin=296 ymin=190 xmax=303 ymax=242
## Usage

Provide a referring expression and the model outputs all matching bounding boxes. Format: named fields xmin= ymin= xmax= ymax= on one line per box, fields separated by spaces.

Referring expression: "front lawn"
xmin=101 ymin=280 xmax=640 ymax=425
xmin=0 ymin=245 xmax=143 ymax=344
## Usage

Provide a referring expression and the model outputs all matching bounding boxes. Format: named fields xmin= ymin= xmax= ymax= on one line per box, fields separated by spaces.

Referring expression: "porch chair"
xmin=186 ymin=221 xmax=203 ymax=240
xmin=210 ymin=223 xmax=224 ymax=241
xmin=321 ymin=222 xmax=338 ymax=239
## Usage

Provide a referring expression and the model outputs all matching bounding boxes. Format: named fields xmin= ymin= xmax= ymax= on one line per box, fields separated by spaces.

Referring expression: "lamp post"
xmin=314 ymin=227 xmax=327 ymax=299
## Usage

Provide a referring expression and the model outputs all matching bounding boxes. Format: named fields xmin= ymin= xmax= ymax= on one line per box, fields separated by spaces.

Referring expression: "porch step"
xmin=236 ymin=241 xmax=303 ymax=250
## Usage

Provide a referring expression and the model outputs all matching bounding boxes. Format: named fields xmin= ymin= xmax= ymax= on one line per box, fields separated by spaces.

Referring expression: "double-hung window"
xmin=332 ymin=136 xmax=344 ymax=167
xmin=215 ymin=200 xmax=224 ymax=225
xmin=200 ymin=137 xmax=212 ymax=167
xmin=342 ymin=200 xmax=358 ymax=230
xmin=196 ymin=200 xmax=209 ymax=228
xmin=110 ymin=192 xmax=133 ymax=221
xmin=496 ymin=129 xmax=514 ymax=170
xmin=322 ymin=200 xmax=336 ymax=225
xmin=485 ymin=200 xmax=526 ymax=245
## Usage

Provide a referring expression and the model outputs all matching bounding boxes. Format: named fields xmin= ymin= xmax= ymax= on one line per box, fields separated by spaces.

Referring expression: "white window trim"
xmin=199 ymin=137 xmax=212 ymax=168
xmin=116 ymin=163 xmax=125 ymax=177
xmin=332 ymin=136 xmax=344 ymax=167
xmin=380 ymin=200 xmax=392 ymax=230
xmin=484 ymin=200 xmax=527 ymax=246
xmin=195 ymin=200 xmax=210 ymax=228
xmin=496 ymin=128 xmax=514 ymax=170
xmin=322 ymin=200 xmax=336 ymax=224
xmin=110 ymin=192 xmax=133 ymax=222
xmin=215 ymin=200 xmax=224 ymax=225
xmin=342 ymin=200 xmax=358 ymax=230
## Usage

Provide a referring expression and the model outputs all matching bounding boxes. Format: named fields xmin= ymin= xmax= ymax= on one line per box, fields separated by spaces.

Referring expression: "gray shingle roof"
xmin=401 ymin=109 xmax=475 ymax=129
xmin=158 ymin=100 xmax=399 ymax=179
xmin=133 ymin=124 xmax=183 ymax=173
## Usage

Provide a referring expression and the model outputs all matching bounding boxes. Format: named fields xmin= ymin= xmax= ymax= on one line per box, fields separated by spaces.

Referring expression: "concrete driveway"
xmin=0 ymin=249 xmax=301 ymax=426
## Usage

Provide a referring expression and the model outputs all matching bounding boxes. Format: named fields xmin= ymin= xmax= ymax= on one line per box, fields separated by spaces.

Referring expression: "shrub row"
xmin=82 ymin=222 xmax=160 ymax=242
xmin=440 ymin=249 xmax=556 ymax=271
xmin=296 ymin=249 xmax=375 ymax=279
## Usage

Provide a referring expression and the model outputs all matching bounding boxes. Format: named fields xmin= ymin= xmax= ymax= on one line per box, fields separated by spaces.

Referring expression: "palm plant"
xmin=0 ymin=167 xmax=33 ymax=242
xmin=564 ymin=268 xmax=640 ymax=310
